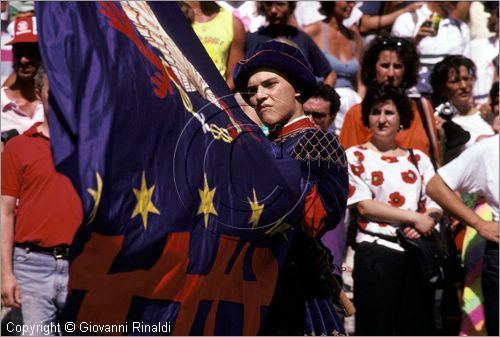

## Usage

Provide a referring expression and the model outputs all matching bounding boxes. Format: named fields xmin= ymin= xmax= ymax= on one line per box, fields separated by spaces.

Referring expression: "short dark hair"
xmin=430 ymin=55 xmax=477 ymax=107
xmin=361 ymin=85 xmax=414 ymax=129
xmin=257 ymin=1 xmax=296 ymax=18
xmin=484 ymin=1 xmax=499 ymax=14
xmin=490 ymin=81 xmax=499 ymax=106
xmin=318 ymin=2 xmax=335 ymax=20
xmin=309 ymin=83 xmax=341 ymax=116
xmin=360 ymin=36 xmax=419 ymax=89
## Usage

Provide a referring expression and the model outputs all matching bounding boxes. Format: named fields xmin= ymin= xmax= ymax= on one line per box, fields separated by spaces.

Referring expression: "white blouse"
xmin=346 ymin=145 xmax=441 ymax=251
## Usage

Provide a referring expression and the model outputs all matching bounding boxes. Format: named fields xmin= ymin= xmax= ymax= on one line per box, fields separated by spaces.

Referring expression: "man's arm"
xmin=356 ymin=199 xmax=436 ymax=237
xmin=359 ymin=2 xmax=424 ymax=34
xmin=323 ymin=71 xmax=337 ymax=87
xmin=1 ymin=195 xmax=21 ymax=307
xmin=426 ymin=175 xmax=499 ymax=242
xmin=226 ymin=15 xmax=246 ymax=92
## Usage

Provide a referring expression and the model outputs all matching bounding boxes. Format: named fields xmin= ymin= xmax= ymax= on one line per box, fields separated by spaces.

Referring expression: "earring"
xmin=399 ymin=125 xmax=403 ymax=131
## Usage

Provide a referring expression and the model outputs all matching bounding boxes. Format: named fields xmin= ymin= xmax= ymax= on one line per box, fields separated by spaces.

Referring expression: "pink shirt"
xmin=1 ymin=87 xmax=44 ymax=134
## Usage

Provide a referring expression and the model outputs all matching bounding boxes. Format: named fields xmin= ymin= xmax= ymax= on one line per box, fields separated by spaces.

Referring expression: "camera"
xmin=1 ymin=129 xmax=19 ymax=143
xmin=434 ymin=102 xmax=470 ymax=149
xmin=434 ymin=102 xmax=458 ymax=120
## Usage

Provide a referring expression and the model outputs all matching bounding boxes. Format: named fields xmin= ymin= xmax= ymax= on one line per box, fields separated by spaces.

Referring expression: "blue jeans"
xmin=13 ymin=247 xmax=69 ymax=336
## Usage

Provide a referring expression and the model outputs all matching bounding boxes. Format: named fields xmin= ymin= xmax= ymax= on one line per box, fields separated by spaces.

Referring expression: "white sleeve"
xmin=391 ymin=12 xmax=417 ymax=37
xmin=346 ymin=150 xmax=372 ymax=207
xmin=438 ymin=144 xmax=485 ymax=194
xmin=343 ymin=6 xmax=363 ymax=28
xmin=294 ymin=1 xmax=325 ymax=27
xmin=460 ymin=23 xmax=471 ymax=57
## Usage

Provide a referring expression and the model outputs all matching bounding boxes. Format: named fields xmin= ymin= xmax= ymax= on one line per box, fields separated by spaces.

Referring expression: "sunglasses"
xmin=380 ymin=36 xmax=410 ymax=48
xmin=12 ymin=44 xmax=40 ymax=59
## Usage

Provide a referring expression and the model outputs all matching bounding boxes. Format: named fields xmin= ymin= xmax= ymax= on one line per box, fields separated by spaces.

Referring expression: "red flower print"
xmin=358 ymin=220 xmax=368 ymax=231
xmin=358 ymin=145 xmax=368 ymax=150
xmin=348 ymin=184 xmax=356 ymax=198
xmin=381 ymin=155 xmax=399 ymax=163
xmin=350 ymin=164 xmax=365 ymax=177
xmin=388 ymin=192 xmax=406 ymax=207
xmin=378 ymin=223 xmax=388 ymax=227
xmin=418 ymin=200 xmax=427 ymax=212
xmin=371 ymin=171 xmax=384 ymax=186
xmin=353 ymin=151 xmax=365 ymax=162
xmin=407 ymin=153 xmax=421 ymax=163
xmin=401 ymin=170 xmax=418 ymax=184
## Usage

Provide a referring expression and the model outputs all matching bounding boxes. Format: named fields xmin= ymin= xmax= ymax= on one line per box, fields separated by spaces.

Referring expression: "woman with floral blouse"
xmin=346 ymin=85 xmax=442 ymax=335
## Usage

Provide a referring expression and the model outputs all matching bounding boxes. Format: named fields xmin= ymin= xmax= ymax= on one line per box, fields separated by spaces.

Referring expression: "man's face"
xmin=263 ymin=2 xmax=290 ymax=26
xmin=246 ymin=70 xmax=300 ymax=127
xmin=303 ymin=97 xmax=334 ymax=131
xmin=12 ymin=43 xmax=41 ymax=80
xmin=439 ymin=1 xmax=458 ymax=14
xmin=487 ymin=11 xmax=499 ymax=36
xmin=334 ymin=1 xmax=355 ymax=20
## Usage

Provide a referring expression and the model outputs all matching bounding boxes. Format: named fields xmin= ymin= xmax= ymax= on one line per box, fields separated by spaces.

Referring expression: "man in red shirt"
xmin=1 ymin=68 xmax=82 ymax=334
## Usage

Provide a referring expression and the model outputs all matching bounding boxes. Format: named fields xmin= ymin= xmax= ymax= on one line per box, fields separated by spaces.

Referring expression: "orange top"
xmin=339 ymin=98 xmax=441 ymax=165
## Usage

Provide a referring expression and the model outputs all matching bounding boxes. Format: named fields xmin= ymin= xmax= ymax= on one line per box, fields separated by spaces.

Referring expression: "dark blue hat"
xmin=233 ymin=40 xmax=318 ymax=102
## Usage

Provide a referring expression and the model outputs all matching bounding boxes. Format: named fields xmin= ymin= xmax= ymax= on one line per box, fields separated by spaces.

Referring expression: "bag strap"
xmin=358 ymin=227 xmax=399 ymax=243
xmin=413 ymin=98 xmax=439 ymax=170
xmin=408 ymin=149 xmax=424 ymax=207
xmin=409 ymin=149 xmax=450 ymax=233
xmin=408 ymin=149 xmax=420 ymax=174
xmin=419 ymin=99 xmax=440 ymax=164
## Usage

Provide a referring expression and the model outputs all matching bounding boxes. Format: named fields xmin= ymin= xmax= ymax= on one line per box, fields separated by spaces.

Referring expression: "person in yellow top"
xmin=187 ymin=1 xmax=245 ymax=91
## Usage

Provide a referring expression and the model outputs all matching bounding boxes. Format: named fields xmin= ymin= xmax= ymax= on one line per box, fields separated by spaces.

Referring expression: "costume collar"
xmin=268 ymin=116 xmax=316 ymax=141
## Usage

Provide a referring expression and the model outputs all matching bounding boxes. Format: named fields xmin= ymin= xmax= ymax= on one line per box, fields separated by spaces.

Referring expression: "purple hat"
xmin=233 ymin=40 xmax=317 ymax=102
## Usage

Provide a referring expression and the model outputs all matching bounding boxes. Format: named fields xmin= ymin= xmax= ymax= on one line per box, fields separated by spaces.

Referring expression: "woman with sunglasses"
xmin=347 ymin=85 xmax=441 ymax=335
xmin=340 ymin=36 xmax=441 ymax=168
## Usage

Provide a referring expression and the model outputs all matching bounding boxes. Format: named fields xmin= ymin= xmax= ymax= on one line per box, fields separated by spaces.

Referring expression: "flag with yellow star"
xmin=37 ymin=1 xmax=309 ymax=335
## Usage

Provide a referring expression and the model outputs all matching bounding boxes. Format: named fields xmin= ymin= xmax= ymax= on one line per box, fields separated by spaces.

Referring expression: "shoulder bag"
xmin=396 ymin=149 xmax=464 ymax=288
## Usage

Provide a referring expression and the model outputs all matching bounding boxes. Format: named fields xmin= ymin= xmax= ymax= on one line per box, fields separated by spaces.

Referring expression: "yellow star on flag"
xmin=86 ymin=172 xmax=103 ymax=225
xmin=197 ymin=174 xmax=218 ymax=228
xmin=248 ymin=188 xmax=264 ymax=228
xmin=264 ymin=218 xmax=292 ymax=240
xmin=131 ymin=171 xmax=160 ymax=230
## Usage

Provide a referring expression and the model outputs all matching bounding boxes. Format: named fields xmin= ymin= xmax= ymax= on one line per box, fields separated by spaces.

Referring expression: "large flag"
xmin=36 ymin=2 xmax=305 ymax=335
